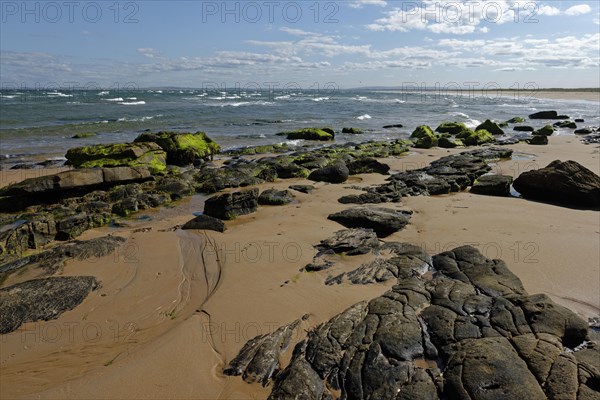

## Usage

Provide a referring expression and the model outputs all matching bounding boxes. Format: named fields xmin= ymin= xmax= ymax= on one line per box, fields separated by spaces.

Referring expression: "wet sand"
xmin=0 ymin=136 xmax=599 ymax=399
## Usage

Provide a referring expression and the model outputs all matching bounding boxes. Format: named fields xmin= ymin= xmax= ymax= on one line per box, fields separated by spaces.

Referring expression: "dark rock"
xmin=507 ymin=117 xmax=525 ymax=123
xmin=527 ymin=135 xmax=548 ymax=145
xmin=533 ymin=125 xmax=555 ymax=136
xmin=342 ymin=127 xmax=363 ymax=134
xmin=575 ymin=118 xmax=585 ymax=123
xmin=258 ymin=189 xmax=295 ymax=205
xmin=203 ymin=188 xmax=259 ymax=220
xmin=470 ymin=175 xmax=513 ymax=197
xmin=279 ymin=128 xmax=334 ymax=141
xmin=529 ymin=111 xmax=569 ymax=120
xmin=436 ymin=122 xmax=468 ymax=135
xmin=575 ymin=128 xmax=595 ymax=135
xmin=513 ymin=126 xmax=535 ymax=132
xmin=0 ymin=276 xmax=99 ymax=334
xmin=111 ymin=198 xmax=139 ymax=217
xmin=382 ymin=124 xmax=403 ymax=129
xmin=328 ymin=207 xmax=412 ymax=238
xmin=308 ymin=162 xmax=349 ymax=184
xmin=475 ymin=120 xmax=504 ymax=135
xmin=553 ymin=121 xmax=577 ymax=129
xmin=155 ymin=176 xmax=194 ymax=200
xmin=223 ymin=319 xmax=301 ymax=385
xmin=513 ymin=160 xmax=600 ymax=207
xmin=181 ymin=214 xmax=226 ymax=232
xmin=346 ymin=158 xmax=390 ymax=175
xmin=289 ymin=185 xmax=315 ymax=194
xmin=438 ymin=137 xmax=462 ymax=148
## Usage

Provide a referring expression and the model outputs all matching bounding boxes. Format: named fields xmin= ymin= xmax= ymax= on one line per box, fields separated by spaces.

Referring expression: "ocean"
xmin=1 ymin=88 xmax=598 ymax=163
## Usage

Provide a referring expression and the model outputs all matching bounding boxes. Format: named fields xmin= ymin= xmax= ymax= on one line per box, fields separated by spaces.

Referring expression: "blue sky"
xmin=1 ymin=0 xmax=599 ymax=89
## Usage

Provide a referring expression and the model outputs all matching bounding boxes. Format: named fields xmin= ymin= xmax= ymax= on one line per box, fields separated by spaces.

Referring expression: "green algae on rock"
xmin=456 ymin=129 xmax=495 ymax=146
xmin=475 ymin=119 xmax=505 ymax=136
xmin=65 ymin=142 xmax=167 ymax=173
xmin=134 ymin=131 xmax=220 ymax=166
xmin=435 ymin=122 xmax=468 ymax=135
xmin=278 ymin=128 xmax=335 ymax=141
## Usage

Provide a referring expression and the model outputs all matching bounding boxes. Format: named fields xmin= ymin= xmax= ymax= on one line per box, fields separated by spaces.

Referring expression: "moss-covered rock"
xmin=411 ymin=125 xmax=435 ymax=139
xmin=342 ymin=127 xmax=364 ymax=134
xmin=476 ymin=119 xmax=505 ymax=135
xmin=438 ymin=137 xmax=463 ymax=148
xmin=226 ymin=144 xmax=289 ymax=156
xmin=71 ymin=132 xmax=97 ymax=139
xmin=65 ymin=142 xmax=167 ymax=174
xmin=533 ymin=125 xmax=555 ymax=136
xmin=528 ymin=135 xmax=549 ymax=145
xmin=278 ymin=128 xmax=334 ymax=141
xmin=456 ymin=129 xmax=495 ymax=146
xmin=507 ymin=117 xmax=525 ymax=124
xmin=134 ymin=131 xmax=220 ymax=166
xmin=435 ymin=122 xmax=468 ymax=135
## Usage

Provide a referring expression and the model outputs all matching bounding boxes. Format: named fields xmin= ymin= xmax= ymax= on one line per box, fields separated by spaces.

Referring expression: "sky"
xmin=1 ymin=0 xmax=599 ymax=89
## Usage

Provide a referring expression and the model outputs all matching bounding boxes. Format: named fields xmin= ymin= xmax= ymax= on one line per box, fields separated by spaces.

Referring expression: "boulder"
xmin=258 ymin=189 xmax=295 ymax=205
xmin=182 ymin=214 xmax=226 ymax=232
xmin=328 ymin=207 xmax=412 ymax=237
xmin=529 ymin=111 xmax=569 ymax=120
xmin=65 ymin=142 xmax=167 ymax=173
xmin=342 ymin=127 xmax=363 ymax=134
xmin=475 ymin=119 xmax=505 ymax=135
xmin=470 ymin=175 xmax=513 ymax=197
xmin=533 ymin=125 xmax=555 ymax=136
xmin=134 ymin=131 xmax=220 ymax=166
xmin=456 ymin=129 xmax=495 ymax=146
xmin=203 ymin=188 xmax=259 ymax=220
xmin=411 ymin=126 xmax=439 ymax=148
xmin=527 ymin=135 xmax=548 ymax=145
xmin=507 ymin=117 xmax=525 ymax=123
xmin=438 ymin=137 xmax=463 ymax=148
xmin=513 ymin=126 xmax=535 ymax=132
xmin=346 ymin=158 xmax=390 ymax=175
xmin=0 ymin=276 xmax=99 ymax=334
xmin=553 ymin=121 xmax=577 ymax=129
xmin=308 ymin=162 xmax=349 ymax=184
xmin=575 ymin=128 xmax=595 ymax=135
xmin=279 ymin=128 xmax=334 ymax=141
xmin=513 ymin=160 xmax=600 ymax=207
xmin=435 ymin=122 xmax=468 ymax=135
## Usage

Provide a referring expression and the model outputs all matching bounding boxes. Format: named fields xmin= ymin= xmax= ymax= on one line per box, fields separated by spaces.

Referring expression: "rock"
xmin=581 ymin=133 xmax=600 ymax=145
xmin=382 ymin=124 xmax=403 ymax=129
xmin=470 ymin=175 xmax=513 ymax=197
xmin=65 ymin=142 xmax=167 ymax=173
xmin=71 ymin=132 xmax=96 ymax=139
xmin=527 ymin=135 xmax=548 ymax=145
xmin=475 ymin=120 xmax=504 ymax=136
xmin=513 ymin=125 xmax=535 ymax=132
xmin=411 ymin=126 xmax=439 ymax=149
xmin=308 ymin=162 xmax=349 ymax=184
xmin=438 ymin=137 xmax=463 ymax=148
xmin=279 ymin=128 xmax=334 ymax=141
xmin=513 ymin=160 xmax=600 ymax=207
xmin=223 ymin=319 xmax=301 ymax=385
xmin=411 ymin=125 xmax=435 ymax=139
xmin=342 ymin=127 xmax=363 ymax=134
xmin=111 ymin=198 xmax=138 ymax=217
xmin=436 ymin=122 xmax=468 ymax=135
xmin=328 ymin=207 xmax=412 ymax=238
xmin=258 ymin=189 xmax=295 ymax=205
xmin=575 ymin=118 xmax=585 ymax=123
xmin=533 ymin=125 xmax=555 ymax=136
xmin=134 ymin=131 xmax=220 ymax=166
xmin=553 ymin=121 xmax=577 ymax=129
xmin=203 ymin=188 xmax=259 ymax=220
xmin=529 ymin=111 xmax=569 ymax=120
xmin=456 ymin=129 xmax=495 ymax=146
xmin=346 ymin=158 xmax=390 ymax=175
xmin=316 ymin=228 xmax=380 ymax=255
xmin=575 ymin=128 xmax=595 ymax=135
xmin=0 ymin=276 xmax=99 ymax=334
xmin=507 ymin=117 xmax=525 ymax=123
xmin=289 ymin=185 xmax=315 ymax=194
xmin=182 ymin=214 xmax=226 ymax=232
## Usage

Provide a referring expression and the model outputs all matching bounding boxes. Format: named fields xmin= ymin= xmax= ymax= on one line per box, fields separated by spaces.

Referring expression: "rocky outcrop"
xmin=513 ymin=160 xmax=600 ymax=207
xmin=470 ymin=175 xmax=513 ymax=197
xmin=316 ymin=228 xmax=380 ymax=256
xmin=226 ymin=246 xmax=598 ymax=399
xmin=258 ymin=189 xmax=295 ymax=205
xmin=181 ymin=215 xmax=226 ymax=232
xmin=328 ymin=207 xmax=412 ymax=238
xmin=529 ymin=111 xmax=570 ymax=120
xmin=65 ymin=142 xmax=167 ymax=173
xmin=203 ymin=188 xmax=259 ymax=220
xmin=475 ymin=120 xmax=504 ymax=136
xmin=134 ymin=131 xmax=220 ymax=166
xmin=0 ymin=276 xmax=99 ymax=334
xmin=346 ymin=158 xmax=390 ymax=175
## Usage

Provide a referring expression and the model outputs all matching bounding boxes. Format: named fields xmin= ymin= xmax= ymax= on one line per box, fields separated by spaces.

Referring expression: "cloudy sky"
xmin=1 ymin=0 xmax=599 ymax=89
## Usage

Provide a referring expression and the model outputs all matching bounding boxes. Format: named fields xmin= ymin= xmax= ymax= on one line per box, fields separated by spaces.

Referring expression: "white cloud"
xmin=137 ymin=48 xmax=160 ymax=59
xmin=349 ymin=0 xmax=387 ymax=9
xmin=564 ymin=4 xmax=592 ymax=16
xmin=594 ymin=17 xmax=600 ymax=25
xmin=537 ymin=5 xmax=560 ymax=16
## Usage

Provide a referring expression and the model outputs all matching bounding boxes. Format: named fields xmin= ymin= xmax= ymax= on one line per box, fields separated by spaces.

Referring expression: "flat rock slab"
xmin=513 ymin=160 xmax=600 ymax=208
xmin=328 ymin=207 xmax=412 ymax=238
xmin=289 ymin=185 xmax=315 ymax=194
xmin=258 ymin=189 xmax=295 ymax=205
xmin=316 ymin=228 xmax=380 ymax=255
xmin=0 ymin=276 xmax=99 ymax=334
xmin=181 ymin=214 xmax=226 ymax=232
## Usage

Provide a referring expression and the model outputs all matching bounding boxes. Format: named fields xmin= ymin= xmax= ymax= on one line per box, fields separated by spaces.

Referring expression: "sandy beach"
xmin=0 ymin=132 xmax=598 ymax=399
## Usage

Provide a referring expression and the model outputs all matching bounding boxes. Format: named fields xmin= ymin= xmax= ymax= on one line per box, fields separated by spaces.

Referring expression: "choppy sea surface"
xmin=1 ymin=88 xmax=598 ymax=163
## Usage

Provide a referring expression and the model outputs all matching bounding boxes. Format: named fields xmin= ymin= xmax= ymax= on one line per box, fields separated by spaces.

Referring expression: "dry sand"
xmin=1 ymin=136 xmax=599 ymax=399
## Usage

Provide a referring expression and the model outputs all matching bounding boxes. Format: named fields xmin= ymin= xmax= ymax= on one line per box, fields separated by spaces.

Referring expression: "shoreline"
xmin=1 ymin=135 xmax=599 ymax=398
